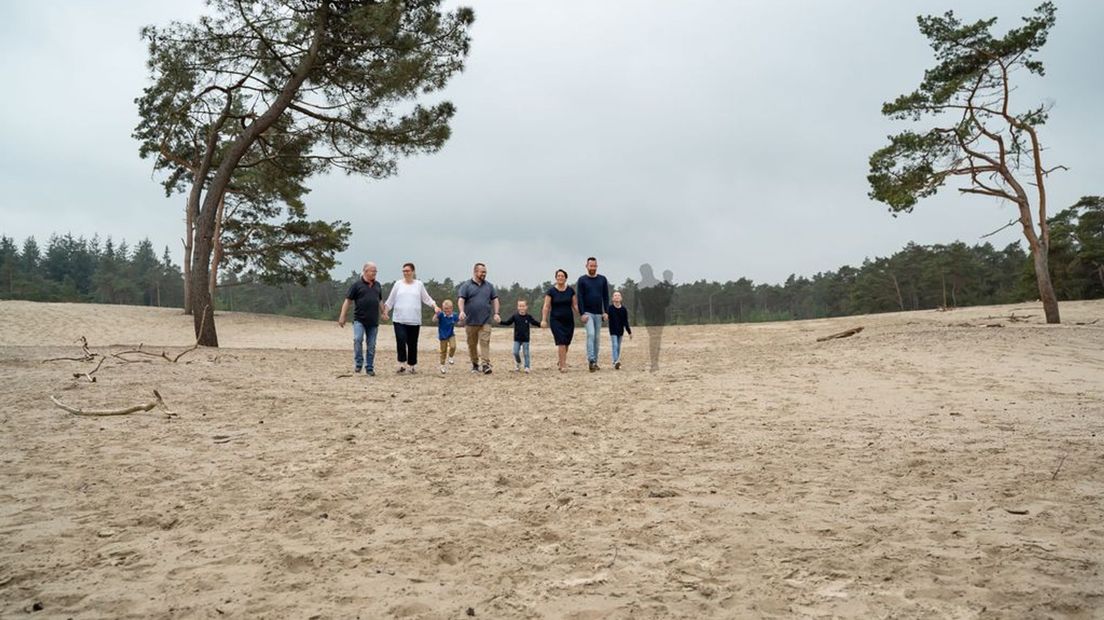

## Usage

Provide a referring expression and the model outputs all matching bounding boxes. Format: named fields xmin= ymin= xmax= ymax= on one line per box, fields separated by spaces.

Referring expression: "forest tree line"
xmin=2 ymin=197 xmax=1100 ymax=325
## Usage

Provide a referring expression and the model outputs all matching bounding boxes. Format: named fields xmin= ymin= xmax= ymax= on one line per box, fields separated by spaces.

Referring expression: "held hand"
xmin=493 ymin=313 xmax=501 ymax=323
xmin=433 ymin=305 xmax=441 ymax=315
xmin=581 ymin=314 xmax=589 ymax=324
xmin=459 ymin=311 xmax=467 ymax=323
xmin=602 ymin=313 xmax=608 ymax=322
xmin=541 ymin=320 xmax=548 ymax=329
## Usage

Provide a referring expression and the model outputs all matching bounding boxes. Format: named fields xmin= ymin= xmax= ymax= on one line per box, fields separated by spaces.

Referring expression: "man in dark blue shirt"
xmin=338 ymin=262 xmax=382 ymax=376
xmin=576 ymin=257 xmax=610 ymax=372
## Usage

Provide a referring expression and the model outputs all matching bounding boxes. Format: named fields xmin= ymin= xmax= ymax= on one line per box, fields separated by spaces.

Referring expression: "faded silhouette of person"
xmin=637 ymin=263 xmax=675 ymax=371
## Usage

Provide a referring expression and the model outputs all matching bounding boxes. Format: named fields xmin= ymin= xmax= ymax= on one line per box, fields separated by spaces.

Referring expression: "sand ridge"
xmin=1 ymin=299 xmax=1102 ymax=618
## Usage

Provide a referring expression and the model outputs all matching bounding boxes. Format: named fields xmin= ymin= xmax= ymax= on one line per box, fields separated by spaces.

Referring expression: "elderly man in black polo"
xmin=457 ymin=262 xmax=500 ymax=374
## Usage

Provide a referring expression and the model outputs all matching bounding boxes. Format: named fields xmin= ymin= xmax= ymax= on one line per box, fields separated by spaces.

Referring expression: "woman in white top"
xmin=383 ymin=262 xmax=440 ymax=373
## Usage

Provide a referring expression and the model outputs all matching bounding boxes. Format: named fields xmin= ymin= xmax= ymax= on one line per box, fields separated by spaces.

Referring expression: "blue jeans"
xmin=352 ymin=321 xmax=378 ymax=371
xmin=584 ymin=312 xmax=602 ymax=362
xmin=610 ymin=334 xmax=622 ymax=364
xmin=512 ymin=340 xmax=531 ymax=369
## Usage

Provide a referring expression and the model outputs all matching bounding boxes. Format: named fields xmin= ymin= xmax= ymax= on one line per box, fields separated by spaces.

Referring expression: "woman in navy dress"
xmin=541 ymin=269 xmax=580 ymax=372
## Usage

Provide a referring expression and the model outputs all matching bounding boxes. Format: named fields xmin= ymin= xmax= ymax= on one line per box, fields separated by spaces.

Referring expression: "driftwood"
xmin=112 ymin=306 xmax=208 ymax=364
xmin=1051 ymin=450 xmax=1069 ymax=481
xmin=49 ymin=389 xmax=172 ymax=417
xmin=984 ymin=312 xmax=1034 ymax=323
xmin=73 ymin=356 xmax=108 ymax=382
xmin=816 ymin=326 xmax=864 ymax=342
xmin=43 ymin=336 xmax=99 ymax=363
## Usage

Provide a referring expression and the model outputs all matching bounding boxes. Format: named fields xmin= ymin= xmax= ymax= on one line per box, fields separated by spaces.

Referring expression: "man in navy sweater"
xmin=576 ymin=257 xmax=610 ymax=372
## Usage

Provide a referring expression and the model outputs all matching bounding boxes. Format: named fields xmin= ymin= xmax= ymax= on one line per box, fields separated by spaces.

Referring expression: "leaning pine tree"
xmin=135 ymin=0 xmax=474 ymax=345
xmin=868 ymin=2 xmax=1063 ymax=323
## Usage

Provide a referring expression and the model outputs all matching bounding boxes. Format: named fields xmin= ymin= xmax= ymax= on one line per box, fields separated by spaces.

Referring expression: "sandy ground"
xmin=1 ymin=299 xmax=1102 ymax=618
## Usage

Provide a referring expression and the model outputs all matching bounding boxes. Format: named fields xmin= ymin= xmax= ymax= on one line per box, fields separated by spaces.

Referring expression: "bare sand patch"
xmin=1 ymin=299 xmax=1102 ymax=617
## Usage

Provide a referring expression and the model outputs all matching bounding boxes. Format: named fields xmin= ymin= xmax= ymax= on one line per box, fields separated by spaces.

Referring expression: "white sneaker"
xmin=513 ymin=362 xmax=521 ymax=372
xmin=447 ymin=357 xmax=455 ymax=365
xmin=524 ymin=368 xmax=531 ymax=374
xmin=440 ymin=364 xmax=446 ymax=374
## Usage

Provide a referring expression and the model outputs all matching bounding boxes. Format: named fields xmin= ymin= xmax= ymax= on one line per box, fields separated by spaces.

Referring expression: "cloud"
xmin=1 ymin=0 xmax=1101 ymax=288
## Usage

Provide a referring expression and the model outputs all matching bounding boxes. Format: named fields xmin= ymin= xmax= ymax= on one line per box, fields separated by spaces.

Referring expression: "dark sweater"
xmin=576 ymin=274 xmax=610 ymax=315
xmin=501 ymin=312 xmax=541 ymax=342
xmin=607 ymin=304 xmax=631 ymax=336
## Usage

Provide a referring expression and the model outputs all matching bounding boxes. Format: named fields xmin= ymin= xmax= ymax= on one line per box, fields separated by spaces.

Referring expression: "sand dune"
xmin=1 ymin=299 xmax=1102 ymax=618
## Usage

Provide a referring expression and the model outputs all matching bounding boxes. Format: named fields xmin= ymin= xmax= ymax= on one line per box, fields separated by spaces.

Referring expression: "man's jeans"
xmin=512 ymin=341 xmax=531 ymax=369
xmin=352 ymin=321 xmax=378 ymax=371
xmin=610 ymin=334 xmax=622 ymax=364
xmin=584 ymin=312 xmax=602 ymax=363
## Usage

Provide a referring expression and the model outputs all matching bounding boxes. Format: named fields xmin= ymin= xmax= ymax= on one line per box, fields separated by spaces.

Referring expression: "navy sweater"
xmin=576 ymin=274 xmax=610 ymax=314
xmin=501 ymin=312 xmax=541 ymax=342
xmin=607 ymin=305 xmax=632 ymax=336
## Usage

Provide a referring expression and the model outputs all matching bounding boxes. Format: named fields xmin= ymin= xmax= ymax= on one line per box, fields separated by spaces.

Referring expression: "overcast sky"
xmin=1 ymin=1 xmax=1101 ymax=287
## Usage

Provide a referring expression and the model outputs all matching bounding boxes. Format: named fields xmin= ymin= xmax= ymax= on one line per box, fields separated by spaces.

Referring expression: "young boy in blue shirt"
xmin=433 ymin=299 xmax=459 ymax=373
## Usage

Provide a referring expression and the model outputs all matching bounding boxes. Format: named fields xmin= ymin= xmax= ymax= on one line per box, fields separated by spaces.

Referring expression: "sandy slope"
xmin=1 ymin=299 xmax=1102 ymax=618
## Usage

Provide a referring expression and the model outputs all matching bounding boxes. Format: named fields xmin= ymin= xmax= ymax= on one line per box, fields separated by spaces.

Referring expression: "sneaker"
xmin=481 ymin=363 xmax=492 ymax=375
xmin=440 ymin=364 xmax=447 ymax=374
xmin=471 ymin=363 xmax=480 ymax=374
xmin=448 ymin=357 xmax=455 ymax=365
xmin=614 ymin=361 xmax=621 ymax=370
xmin=588 ymin=361 xmax=597 ymax=373
xmin=354 ymin=367 xmax=362 ymax=374
xmin=397 ymin=365 xmax=407 ymax=374
xmin=524 ymin=368 xmax=531 ymax=374
xmin=366 ymin=370 xmax=375 ymax=377
xmin=409 ymin=367 xmax=417 ymax=374
xmin=513 ymin=362 xmax=521 ymax=372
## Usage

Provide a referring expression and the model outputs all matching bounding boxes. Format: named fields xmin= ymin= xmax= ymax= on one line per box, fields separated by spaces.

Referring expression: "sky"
xmin=1 ymin=1 xmax=1101 ymax=287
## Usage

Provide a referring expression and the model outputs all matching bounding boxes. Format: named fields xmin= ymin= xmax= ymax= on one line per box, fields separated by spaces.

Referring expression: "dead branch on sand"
xmin=49 ymin=390 xmax=175 ymax=418
xmin=43 ymin=336 xmax=99 ymax=363
xmin=112 ymin=306 xmax=208 ymax=364
xmin=1051 ymin=450 xmax=1069 ymax=481
xmin=816 ymin=326 xmax=864 ymax=342
xmin=72 ymin=356 xmax=108 ymax=382
xmin=446 ymin=446 xmax=484 ymax=459
xmin=983 ymin=312 xmax=1034 ymax=323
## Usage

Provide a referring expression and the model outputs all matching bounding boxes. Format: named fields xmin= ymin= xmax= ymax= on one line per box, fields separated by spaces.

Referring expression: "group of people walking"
xmin=337 ymin=258 xmax=634 ymax=375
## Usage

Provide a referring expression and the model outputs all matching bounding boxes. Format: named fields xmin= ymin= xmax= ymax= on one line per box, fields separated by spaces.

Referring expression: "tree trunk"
xmin=183 ymin=205 xmax=195 ymax=315
xmin=1029 ymin=240 xmax=1061 ymax=324
xmin=1097 ymin=265 xmax=1104 ymax=291
xmin=186 ymin=5 xmax=327 ymax=346
xmin=189 ymin=217 xmax=217 ymax=344
xmin=208 ymin=194 xmax=225 ymax=300
xmin=890 ymin=273 xmax=904 ymax=311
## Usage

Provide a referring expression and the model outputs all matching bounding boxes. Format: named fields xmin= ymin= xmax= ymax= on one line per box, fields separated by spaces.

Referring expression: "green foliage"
xmin=0 ymin=234 xmax=184 ymax=306
xmin=1033 ymin=196 xmax=1104 ymax=299
xmin=869 ymin=3 xmax=1058 ymax=212
xmin=133 ymin=0 xmax=474 ymax=290
xmin=6 ymin=217 xmax=1100 ymax=321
